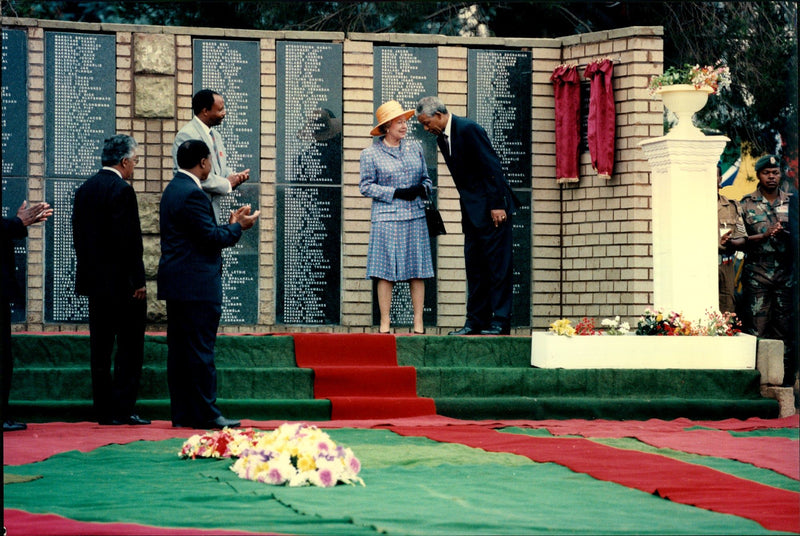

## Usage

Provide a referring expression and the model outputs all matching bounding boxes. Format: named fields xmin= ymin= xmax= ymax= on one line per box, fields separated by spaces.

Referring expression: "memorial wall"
xmin=1 ymin=20 xmax=664 ymax=332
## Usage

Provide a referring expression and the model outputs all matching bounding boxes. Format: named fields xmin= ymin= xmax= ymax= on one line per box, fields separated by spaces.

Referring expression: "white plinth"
xmin=531 ymin=332 xmax=756 ymax=369
xmin=639 ymin=135 xmax=729 ymax=319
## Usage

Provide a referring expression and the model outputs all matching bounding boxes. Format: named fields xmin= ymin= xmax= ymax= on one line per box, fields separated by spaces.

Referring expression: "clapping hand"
xmin=229 ymin=204 xmax=260 ymax=230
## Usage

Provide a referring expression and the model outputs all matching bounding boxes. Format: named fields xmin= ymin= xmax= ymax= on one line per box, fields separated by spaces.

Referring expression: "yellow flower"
xmin=297 ymin=453 xmax=316 ymax=472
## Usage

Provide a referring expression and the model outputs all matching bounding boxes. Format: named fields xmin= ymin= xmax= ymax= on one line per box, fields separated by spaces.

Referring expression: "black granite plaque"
xmin=43 ymin=31 xmax=116 ymax=323
xmin=2 ymin=178 xmax=29 ymax=323
xmin=276 ymin=41 xmax=342 ymax=184
xmin=44 ymin=32 xmax=116 ymax=178
xmin=371 ymin=46 xmax=439 ymax=326
xmin=275 ymin=185 xmax=341 ymax=325
xmin=374 ymin=46 xmax=438 ymax=182
xmin=467 ymin=49 xmax=532 ymax=189
xmin=44 ymin=178 xmax=88 ymax=323
xmin=193 ymin=39 xmax=261 ymax=182
xmin=275 ymin=41 xmax=342 ymax=325
xmin=193 ymin=39 xmax=261 ymax=324
xmin=468 ymin=49 xmax=532 ymax=327
xmin=511 ymin=189 xmax=532 ymax=327
xmin=580 ymin=79 xmax=590 ymax=153
xmin=2 ymin=29 xmax=28 ymax=179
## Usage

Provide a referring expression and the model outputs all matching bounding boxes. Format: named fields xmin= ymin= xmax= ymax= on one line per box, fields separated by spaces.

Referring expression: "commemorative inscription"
xmin=194 ymin=39 xmax=261 ymax=324
xmin=468 ymin=49 xmax=532 ymax=326
xmin=2 ymin=29 xmax=28 ymax=178
xmin=372 ymin=46 xmax=439 ymax=327
xmin=2 ymin=30 xmax=29 ymax=322
xmin=43 ymin=32 xmax=116 ymax=323
xmin=275 ymin=41 xmax=342 ymax=324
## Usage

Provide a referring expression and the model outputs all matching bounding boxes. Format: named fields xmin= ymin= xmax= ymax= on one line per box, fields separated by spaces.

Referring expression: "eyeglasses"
xmin=126 ymin=156 xmax=140 ymax=165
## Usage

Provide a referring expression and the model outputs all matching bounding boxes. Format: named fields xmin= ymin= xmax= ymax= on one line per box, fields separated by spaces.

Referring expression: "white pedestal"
xmin=639 ymin=135 xmax=729 ymax=320
xmin=531 ymin=332 xmax=756 ymax=369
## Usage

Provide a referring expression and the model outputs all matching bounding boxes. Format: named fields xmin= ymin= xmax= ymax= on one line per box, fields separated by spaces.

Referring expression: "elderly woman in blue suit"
xmin=360 ymin=101 xmax=434 ymax=334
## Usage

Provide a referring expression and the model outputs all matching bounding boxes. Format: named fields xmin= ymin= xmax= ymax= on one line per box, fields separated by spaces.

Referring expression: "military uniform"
xmin=718 ymin=194 xmax=746 ymax=313
xmin=739 ymin=187 xmax=796 ymax=384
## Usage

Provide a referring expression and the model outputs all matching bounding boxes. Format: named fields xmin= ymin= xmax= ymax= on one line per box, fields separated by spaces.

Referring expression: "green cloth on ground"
xmin=502 ymin=427 xmax=799 ymax=492
xmin=3 ymin=429 xmax=786 ymax=535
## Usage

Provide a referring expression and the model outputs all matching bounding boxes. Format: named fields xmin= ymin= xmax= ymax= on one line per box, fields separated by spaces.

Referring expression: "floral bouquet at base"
xmin=635 ymin=308 xmax=696 ymax=335
xmin=179 ymin=427 xmax=265 ymax=459
xmin=230 ymin=423 xmax=364 ymax=487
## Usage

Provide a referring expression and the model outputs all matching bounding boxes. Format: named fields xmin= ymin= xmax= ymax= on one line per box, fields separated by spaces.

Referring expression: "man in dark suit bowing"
xmin=158 ymin=139 xmax=260 ymax=429
xmin=73 ymin=134 xmax=149 ymax=425
xmin=416 ymin=96 xmax=519 ymax=335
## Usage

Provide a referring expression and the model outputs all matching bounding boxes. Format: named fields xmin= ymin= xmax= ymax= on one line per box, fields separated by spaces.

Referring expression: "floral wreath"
xmin=180 ymin=422 xmax=364 ymax=488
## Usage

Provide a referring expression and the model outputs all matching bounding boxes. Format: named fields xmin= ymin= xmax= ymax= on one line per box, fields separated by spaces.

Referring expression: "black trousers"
xmin=88 ymin=294 xmax=146 ymax=421
xmin=166 ymin=300 xmax=223 ymax=426
xmin=463 ymin=216 xmax=514 ymax=330
xmin=2 ymin=299 xmax=14 ymax=418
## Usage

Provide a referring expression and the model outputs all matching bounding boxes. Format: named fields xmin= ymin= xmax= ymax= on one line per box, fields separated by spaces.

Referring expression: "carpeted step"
xmin=312 ymin=366 xmax=420 ymax=397
xmin=293 ymin=333 xmax=398 ymax=366
xmin=11 ymin=398 xmax=332 ymax=423
xmin=433 ymin=396 xmax=779 ymax=421
xmin=326 ymin=396 xmax=436 ymax=420
xmin=293 ymin=333 xmax=436 ymax=419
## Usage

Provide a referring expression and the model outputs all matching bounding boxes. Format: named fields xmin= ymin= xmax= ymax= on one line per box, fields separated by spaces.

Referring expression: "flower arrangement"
xmin=180 ymin=423 xmax=364 ymax=488
xmin=548 ymin=309 xmax=741 ymax=337
xmin=574 ymin=317 xmax=602 ymax=336
xmin=549 ymin=318 xmax=576 ymax=337
xmin=231 ymin=423 xmax=364 ymax=487
xmin=648 ymin=61 xmax=731 ymax=95
xmin=600 ymin=316 xmax=630 ymax=335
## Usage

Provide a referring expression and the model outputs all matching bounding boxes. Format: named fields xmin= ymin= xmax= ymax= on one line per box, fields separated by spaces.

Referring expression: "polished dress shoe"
xmin=207 ymin=416 xmax=241 ymax=429
xmin=3 ymin=419 xmax=27 ymax=432
xmin=480 ymin=324 xmax=510 ymax=335
xmin=125 ymin=414 xmax=151 ymax=425
xmin=448 ymin=326 xmax=478 ymax=336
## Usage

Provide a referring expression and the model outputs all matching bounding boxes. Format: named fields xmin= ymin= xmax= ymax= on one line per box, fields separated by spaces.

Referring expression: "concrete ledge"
xmin=755 ymin=339 xmax=785 ymax=385
xmin=760 ymin=386 xmax=796 ymax=418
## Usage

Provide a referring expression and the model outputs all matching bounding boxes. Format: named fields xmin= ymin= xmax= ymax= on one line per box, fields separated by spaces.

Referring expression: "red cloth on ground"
xmin=389 ymin=424 xmax=800 ymax=534
xmin=584 ymin=59 xmax=616 ymax=179
xmin=550 ymin=64 xmax=581 ymax=183
xmin=3 ymin=509 xmax=276 ymax=536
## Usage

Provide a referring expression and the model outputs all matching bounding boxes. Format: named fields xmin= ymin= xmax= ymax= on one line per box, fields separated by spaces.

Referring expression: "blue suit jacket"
xmin=157 ymin=172 xmax=242 ymax=304
xmin=439 ymin=115 xmax=518 ymax=229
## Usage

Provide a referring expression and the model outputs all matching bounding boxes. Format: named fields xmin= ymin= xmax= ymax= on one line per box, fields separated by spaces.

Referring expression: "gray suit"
xmin=172 ymin=116 xmax=234 ymax=223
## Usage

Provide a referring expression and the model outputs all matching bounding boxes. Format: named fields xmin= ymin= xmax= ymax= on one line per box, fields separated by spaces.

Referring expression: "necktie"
xmin=209 ymin=130 xmax=221 ymax=172
xmin=440 ymin=134 xmax=451 ymax=159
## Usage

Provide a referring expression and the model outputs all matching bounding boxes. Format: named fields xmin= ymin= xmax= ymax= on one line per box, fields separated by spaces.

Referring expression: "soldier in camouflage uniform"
xmin=717 ymin=163 xmax=747 ymax=314
xmin=738 ymin=155 xmax=797 ymax=387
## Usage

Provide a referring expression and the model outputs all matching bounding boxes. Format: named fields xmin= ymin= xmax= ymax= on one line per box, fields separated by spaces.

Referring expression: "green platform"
xmin=9 ymin=334 xmax=778 ymax=422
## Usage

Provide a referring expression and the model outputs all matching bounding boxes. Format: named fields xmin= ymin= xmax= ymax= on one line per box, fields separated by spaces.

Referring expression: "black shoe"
xmin=448 ymin=326 xmax=478 ymax=336
xmin=3 ymin=419 xmax=27 ymax=432
xmin=207 ymin=416 xmax=240 ymax=429
xmin=480 ymin=324 xmax=510 ymax=335
xmin=125 ymin=414 xmax=151 ymax=425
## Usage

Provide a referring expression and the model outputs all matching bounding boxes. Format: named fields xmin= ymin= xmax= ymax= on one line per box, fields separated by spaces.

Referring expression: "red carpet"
xmin=389 ymin=424 xmax=800 ymax=534
xmin=292 ymin=333 xmax=435 ymax=419
xmin=3 ymin=510 xmax=277 ymax=536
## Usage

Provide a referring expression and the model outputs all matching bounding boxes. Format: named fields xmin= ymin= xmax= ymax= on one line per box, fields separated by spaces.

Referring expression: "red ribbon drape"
xmin=550 ymin=64 xmax=581 ymax=183
xmin=584 ymin=59 xmax=616 ymax=179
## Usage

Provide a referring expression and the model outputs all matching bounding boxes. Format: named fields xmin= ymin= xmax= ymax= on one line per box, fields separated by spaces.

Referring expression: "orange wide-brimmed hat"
xmin=370 ymin=100 xmax=415 ymax=136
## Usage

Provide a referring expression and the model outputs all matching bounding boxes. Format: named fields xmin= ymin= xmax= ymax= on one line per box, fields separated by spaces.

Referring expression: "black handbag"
xmin=424 ymin=201 xmax=446 ymax=237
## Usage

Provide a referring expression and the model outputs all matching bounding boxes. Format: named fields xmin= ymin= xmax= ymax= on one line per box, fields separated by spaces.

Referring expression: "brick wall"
xmin=2 ymin=18 xmax=663 ymax=333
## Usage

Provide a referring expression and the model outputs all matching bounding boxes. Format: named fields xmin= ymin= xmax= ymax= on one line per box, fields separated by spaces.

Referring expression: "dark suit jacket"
xmin=157 ymin=172 xmax=242 ymax=304
xmin=439 ymin=115 xmax=519 ymax=229
xmin=1 ymin=217 xmax=27 ymax=302
xmin=72 ymin=169 xmax=145 ymax=298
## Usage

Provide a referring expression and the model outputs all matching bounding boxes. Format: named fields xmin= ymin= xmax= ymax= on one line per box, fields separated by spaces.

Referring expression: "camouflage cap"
xmin=754 ymin=154 xmax=780 ymax=173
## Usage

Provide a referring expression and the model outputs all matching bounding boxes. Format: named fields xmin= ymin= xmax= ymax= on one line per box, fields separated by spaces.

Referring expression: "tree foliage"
xmin=2 ymin=0 xmax=796 ymax=160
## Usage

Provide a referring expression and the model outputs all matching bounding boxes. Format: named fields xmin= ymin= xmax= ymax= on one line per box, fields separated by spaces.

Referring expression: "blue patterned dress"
xmin=360 ymin=137 xmax=434 ymax=281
